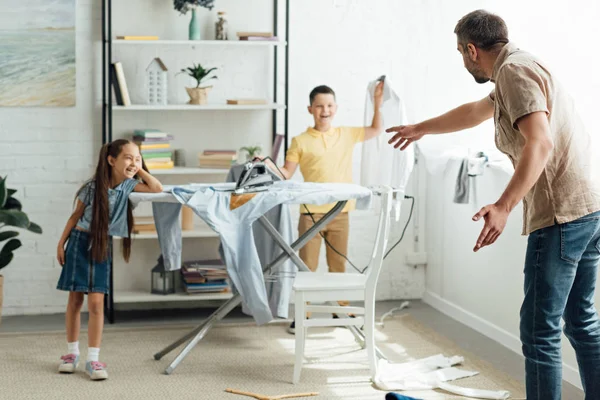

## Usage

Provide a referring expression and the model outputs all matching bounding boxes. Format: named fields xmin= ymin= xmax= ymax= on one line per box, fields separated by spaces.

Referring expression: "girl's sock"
xmin=87 ymin=347 xmax=100 ymax=362
xmin=67 ymin=341 xmax=80 ymax=355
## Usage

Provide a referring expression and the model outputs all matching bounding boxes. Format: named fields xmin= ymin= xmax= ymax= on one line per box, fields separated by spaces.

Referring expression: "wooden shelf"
xmin=114 ymin=229 xmax=219 ymax=240
xmin=114 ymin=289 xmax=232 ymax=303
xmin=113 ymin=39 xmax=286 ymax=47
xmin=112 ymin=103 xmax=285 ymax=111
xmin=149 ymin=167 xmax=230 ymax=175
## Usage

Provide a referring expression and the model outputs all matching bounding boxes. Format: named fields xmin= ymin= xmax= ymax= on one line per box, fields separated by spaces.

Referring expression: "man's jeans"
xmin=520 ymin=211 xmax=600 ymax=400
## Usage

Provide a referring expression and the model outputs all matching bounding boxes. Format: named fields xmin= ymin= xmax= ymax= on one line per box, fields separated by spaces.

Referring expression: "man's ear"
xmin=467 ymin=43 xmax=478 ymax=61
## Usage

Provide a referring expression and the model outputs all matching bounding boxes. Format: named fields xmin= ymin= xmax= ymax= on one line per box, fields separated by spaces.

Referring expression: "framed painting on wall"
xmin=0 ymin=0 xmax=76 ymax=107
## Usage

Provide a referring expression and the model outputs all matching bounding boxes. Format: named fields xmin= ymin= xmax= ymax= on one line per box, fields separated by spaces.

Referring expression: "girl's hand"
xmin=57 ymin=244 xmax=65 ymax=266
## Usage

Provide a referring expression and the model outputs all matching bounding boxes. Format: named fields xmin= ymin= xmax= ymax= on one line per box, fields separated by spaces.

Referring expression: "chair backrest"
xmin=364 ymin=186 xmax=394 ymax=293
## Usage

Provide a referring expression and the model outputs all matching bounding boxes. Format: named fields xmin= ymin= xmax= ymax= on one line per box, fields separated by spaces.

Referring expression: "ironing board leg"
xmin=155 ymin=201 xmax=349 ymax=374
xmin=162 ymin=294 xmax=243 ymax=374
xmin=154 ymin=294 xmax=243 ymax=362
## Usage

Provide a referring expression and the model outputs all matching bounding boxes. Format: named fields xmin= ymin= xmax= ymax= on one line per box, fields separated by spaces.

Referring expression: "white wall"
xmin=419 ymin=0 xmax=600 ymax=390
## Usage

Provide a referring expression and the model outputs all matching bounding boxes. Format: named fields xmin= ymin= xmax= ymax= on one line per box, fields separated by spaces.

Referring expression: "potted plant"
xmin=179 ymin=63 xmax=217 ymax=105
xmin=0 ymin=176 xmax=42 ymax=324
xmin=173 ymin=0 xmax=215 ymax=40
xmin=240 ymin=145 xmax=263 ymax=161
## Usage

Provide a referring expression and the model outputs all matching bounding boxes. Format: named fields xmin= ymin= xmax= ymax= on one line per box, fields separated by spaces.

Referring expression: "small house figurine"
xmin=146 ymin=57 xmax=168 ymax=105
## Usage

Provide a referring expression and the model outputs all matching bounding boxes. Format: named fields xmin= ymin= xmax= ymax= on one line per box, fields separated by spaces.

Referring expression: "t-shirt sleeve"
xmin=123 ymin=178 xmax=140 ymax=195
xmin=77 ymin=181 xmax=93 ymax=205
xmin=496 ymin=63 xmax=549 ymax=129
xmin=346 ymin=127 xmax=366 ymax=144
xmin=285 ymin=137 xmax=301 ymax=163
xmin=488 ymin=89 xmax=495 ymax=104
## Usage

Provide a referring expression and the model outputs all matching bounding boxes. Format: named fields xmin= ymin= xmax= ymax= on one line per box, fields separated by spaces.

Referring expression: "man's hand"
xmin=386 ymin=124 xmax=425 ymax=150
xmin=374 ymin=81 xmax=384 ymax=108
xmin=472 ymin=202 xmax=510 ymax=252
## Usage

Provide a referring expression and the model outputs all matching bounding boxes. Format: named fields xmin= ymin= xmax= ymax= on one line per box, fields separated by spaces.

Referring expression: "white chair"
xmin=292 ymin=186 xmax=394 ymax=384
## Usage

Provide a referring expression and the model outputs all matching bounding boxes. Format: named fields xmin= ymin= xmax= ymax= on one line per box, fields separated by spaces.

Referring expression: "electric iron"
xmin=234 ymin=161 xmax=274 ymax=194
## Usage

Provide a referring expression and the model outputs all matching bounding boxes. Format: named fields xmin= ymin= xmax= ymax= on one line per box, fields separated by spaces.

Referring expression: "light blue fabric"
xmin=131 ymin=181 xmax=372 ymax=325
xmin=76 ymin=178 xmax=139 ymax=237
xmin=223 ymin=165 xmax=295 ymax=320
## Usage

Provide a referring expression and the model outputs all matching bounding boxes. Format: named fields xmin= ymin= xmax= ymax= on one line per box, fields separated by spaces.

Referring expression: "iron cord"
xmin=262 ymin=157 xmax=415 ymax=274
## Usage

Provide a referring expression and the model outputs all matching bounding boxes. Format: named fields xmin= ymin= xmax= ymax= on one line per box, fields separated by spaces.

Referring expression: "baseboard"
xmin=423 ymin=290 xmax=583 ymax=390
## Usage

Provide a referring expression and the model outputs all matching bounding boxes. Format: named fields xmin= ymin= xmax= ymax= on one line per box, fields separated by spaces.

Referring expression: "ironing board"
xmin=129 ymin=182 xmax=386 ymax=375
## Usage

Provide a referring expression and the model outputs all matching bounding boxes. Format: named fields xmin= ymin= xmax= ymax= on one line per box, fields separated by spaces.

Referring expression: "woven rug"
xmin=0 ymin=314 xmax=525 ymax=399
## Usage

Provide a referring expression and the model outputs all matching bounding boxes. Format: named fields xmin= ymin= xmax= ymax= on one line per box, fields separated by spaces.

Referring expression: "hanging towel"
xmin=453 ymin=159 xmax=470 ymax=204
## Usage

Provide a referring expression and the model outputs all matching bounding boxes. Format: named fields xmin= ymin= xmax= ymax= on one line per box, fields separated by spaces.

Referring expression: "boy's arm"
xmin=364 ymin=80 xmax=385 ymax=141
xmin=263 ymin=158 xmax=297 ymax=180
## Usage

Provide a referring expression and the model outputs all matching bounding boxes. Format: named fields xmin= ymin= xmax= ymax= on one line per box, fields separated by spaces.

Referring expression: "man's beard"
xmin=467 ymin=63 xmax=489 ymax=84
xmin=472 ymin=74 xmax=490 ymax=84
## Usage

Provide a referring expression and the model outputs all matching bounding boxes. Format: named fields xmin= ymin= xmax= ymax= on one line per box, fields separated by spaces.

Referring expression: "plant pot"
xmin=0 ymin=274 xmax=3 ymax=325
xmin=185 ymin=86 xmax=212 ymax=105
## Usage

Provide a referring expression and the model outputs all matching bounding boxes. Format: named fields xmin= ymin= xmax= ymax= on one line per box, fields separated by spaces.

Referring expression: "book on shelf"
xmin=143 ymin=152 xmax=173 ymax=159
xmin=133 ymin=216 xmax=156 ymax=233
xmin=110 ymin=64 xmax=124 ymax=105
xmin=116 ymin=35 xmax=159 ymax=40
xmin=198 ymin=151 xmax=237 ymax=169
xmin=181 ymin=259 xmax=229 ymax=294
xmin=113 ymin=62 xmax=131 ymax=106
xmin=239 ymin=36 xmax=278 ymax=41
xmin=141 ymin=148 xmax=172 ymax=155
xmin=226 ymin=98 xmax=268 ymax=105
xmin=236 ymin=31 xmax=273 ymax=37
xmin=133 ymin=129 xmax=170 ymax=139
xmin=147 ymin=160 xmax=174 ymax=169
xmin=140 ymin=143 xmax=170 ymax=150
xmin=202 ymin=149 xmax=238 ymax=156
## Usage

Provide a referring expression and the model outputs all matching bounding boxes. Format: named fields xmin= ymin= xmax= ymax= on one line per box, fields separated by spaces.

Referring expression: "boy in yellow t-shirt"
xmin=267 ymin=83 xmax=384 ymax=334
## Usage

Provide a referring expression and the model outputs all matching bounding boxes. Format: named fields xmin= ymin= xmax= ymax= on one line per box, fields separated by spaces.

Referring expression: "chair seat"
xmin=293 ymin=272 xmax=367 ymax=291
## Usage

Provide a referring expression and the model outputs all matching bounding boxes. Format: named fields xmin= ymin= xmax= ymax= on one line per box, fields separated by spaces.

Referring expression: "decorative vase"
xmin=188 ymin=8 xmax=201 ymax=40
xmin=185 ymin=86 xmax=212 ymax=105
xmin=215 ymin=11 xmax=228 ymax=40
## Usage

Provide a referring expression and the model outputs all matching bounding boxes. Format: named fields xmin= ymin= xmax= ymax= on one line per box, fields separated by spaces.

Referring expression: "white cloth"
xmin=360 ymin=77 xmax=415 ymax=196
xmin=374 ymin=355 xmax=510 ymax=399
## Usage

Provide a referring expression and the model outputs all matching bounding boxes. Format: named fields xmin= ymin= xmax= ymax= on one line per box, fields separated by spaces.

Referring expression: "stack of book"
xmin=236 ymin=31 xmax=278 ymax=41
xmin=132 ymin=216 xmax=155 ymax=234
xmin=181 ymin=259 xmax=229 ymax=294
xmin=198 ymin=150 xmax=238 ymax=169
xmin=133 ymin=129 xmax=174 ymax=170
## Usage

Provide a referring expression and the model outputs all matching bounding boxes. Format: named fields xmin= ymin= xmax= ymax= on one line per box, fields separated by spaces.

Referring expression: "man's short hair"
xmin=454 ymin=10 xmax=509 ymax=50
xmin=309 ymin=85 xmax=336 ymax=105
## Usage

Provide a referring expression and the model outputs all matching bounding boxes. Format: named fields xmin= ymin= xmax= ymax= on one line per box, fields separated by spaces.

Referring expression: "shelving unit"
xmin=112 ymin=103 xmax=285 ymax=111
xmin=113 ymin=39 xmax=286 ymax=46
xmin=148 ymin=167 xmax=229 ymax=175
xmin=101 ymin=0 xmax=289 ymax=323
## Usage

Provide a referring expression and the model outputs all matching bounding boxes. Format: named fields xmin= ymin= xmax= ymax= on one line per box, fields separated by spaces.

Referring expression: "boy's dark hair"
xmin=309 ymin=85 xmax=336 ymax=105
xmin=454 ymin=10 xmax=509 ymax=51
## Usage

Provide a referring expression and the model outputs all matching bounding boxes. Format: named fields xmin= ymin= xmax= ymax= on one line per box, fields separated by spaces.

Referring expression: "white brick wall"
xmin=0 ymin=0 xmax=101 ymax=316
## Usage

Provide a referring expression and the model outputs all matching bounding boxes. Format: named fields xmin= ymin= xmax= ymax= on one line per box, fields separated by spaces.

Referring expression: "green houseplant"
xmin=240 ymin=145 xmax=263 ymax=161
xmin=0 ymin=176 xmax=42 ymax=323
xmin=179 ymin=63 xmax=217 ymax=105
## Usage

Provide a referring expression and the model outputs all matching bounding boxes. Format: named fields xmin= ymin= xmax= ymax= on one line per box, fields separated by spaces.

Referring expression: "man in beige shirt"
xmin=387 ymin=9 xmax=600 ymax=400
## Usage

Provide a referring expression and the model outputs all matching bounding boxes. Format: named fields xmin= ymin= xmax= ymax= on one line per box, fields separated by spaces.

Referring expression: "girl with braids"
xmin=55 ymin=139 xmax=163 ymax=380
